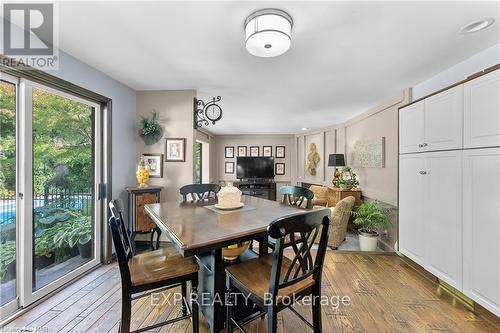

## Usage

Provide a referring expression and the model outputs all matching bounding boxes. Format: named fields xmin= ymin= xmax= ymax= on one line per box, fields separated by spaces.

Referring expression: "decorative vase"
xmin=136 ymin=159 xmax=150 ymax=188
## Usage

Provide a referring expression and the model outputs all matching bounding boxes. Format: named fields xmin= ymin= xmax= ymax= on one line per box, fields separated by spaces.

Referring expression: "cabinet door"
xmin=463 ymin=148 xmax=500 ymax=317
xmin=399 ymin=154 xmax=427 ymax=265
xmin=399 ymin=101 xmax=425 ymax=154
xmin=464 ymin=70 xmax=500 ymax=149
xmin=136 ymin=193 xmax=157 ymax=232
xmin=424 ymin=85 xmax=463 ymax=151
xmin=425 ymin=151 xmax=462 ymax=290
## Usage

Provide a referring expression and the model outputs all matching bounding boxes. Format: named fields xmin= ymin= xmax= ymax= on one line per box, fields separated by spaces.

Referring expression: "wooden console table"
xmin=328 ymin=187 xmax=362 ymax=207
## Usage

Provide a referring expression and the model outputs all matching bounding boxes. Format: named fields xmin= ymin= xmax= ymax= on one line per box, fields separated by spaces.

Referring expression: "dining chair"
xmin=279 ymin=185 xmax=315 ymax=209
xmin=179 ymin=183 xmax=221 ymax=201
xmin=267 ymin=185 xmax=315 ymax=250
xmin=225 ymin=208 xmax=331 ymax=333
xmin=108 ymin=200 xmax=200 ymax=333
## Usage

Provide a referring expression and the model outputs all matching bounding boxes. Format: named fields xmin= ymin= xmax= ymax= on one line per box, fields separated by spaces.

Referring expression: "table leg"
xmin=197 ymin=248 xmax=226 ymax=333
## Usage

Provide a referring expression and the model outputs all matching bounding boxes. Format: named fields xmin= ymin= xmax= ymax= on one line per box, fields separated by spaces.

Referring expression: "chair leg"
xmin=312 ymin=287 xmax=322 ymax=333
xmin=191 ymin=277 xmax=199 ymax=333
xmin=150 ymin=229 xmax=155 ymax=251
xmin=156 ymin=227 xmax=162 ymax=249
xmin=226 ymin=279 xmax=234 ymax=333
xmin=181 ymin=281 xmax=188 ymax=316
xmin=267 ymin=308 xmax=277 ymax=333
xmin=119 ymin=290 xmax=132 ymax=333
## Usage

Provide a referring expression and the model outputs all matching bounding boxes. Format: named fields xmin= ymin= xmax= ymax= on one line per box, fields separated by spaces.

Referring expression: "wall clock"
xmin=194 ymin=96 xmax=223 ymax=129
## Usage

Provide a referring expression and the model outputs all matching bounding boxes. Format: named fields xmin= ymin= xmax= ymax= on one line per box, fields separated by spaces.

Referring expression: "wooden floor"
xmin=3 ymin=252 xmax=499 ymax=333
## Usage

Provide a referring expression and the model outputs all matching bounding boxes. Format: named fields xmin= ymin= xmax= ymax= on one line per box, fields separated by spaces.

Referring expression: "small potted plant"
xmin=0 ymin=241 xmax=16 ymax=282
xmin=34 ymin=233 xmax=56 ymax=269
xmin=352 ymin=201 xmax=390 ymax=251
xmin=64 ymin=217 xmax=92 ymax=258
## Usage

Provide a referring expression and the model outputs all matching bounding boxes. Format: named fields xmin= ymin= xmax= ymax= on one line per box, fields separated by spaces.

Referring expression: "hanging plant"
xmin=139 ymin=111 xmax=163 ymax=145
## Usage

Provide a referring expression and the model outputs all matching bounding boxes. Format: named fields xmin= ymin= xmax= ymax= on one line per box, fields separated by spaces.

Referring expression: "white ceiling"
xmin=57 ymin=1 xmax=499 ymax=134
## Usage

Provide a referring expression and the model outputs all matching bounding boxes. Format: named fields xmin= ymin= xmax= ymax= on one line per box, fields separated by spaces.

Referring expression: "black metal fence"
xmin=0 ymin=189 xmax=93 ymax=225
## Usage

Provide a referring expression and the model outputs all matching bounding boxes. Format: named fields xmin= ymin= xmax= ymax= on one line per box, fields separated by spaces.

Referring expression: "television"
xmin=236 ymin=157 xmax=275 ymax=179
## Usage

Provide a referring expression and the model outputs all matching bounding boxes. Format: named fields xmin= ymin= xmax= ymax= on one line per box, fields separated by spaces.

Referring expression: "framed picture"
xmin=142 ymin=153 xmax=164 ymax=178
xmin=225 ymin=162 xmax=234 ymax=174
xmin=275 ymin=163 xmax=285 ymax=175
xmin=263 ymin=146 xmax=272 ymax=157
xmin=250 ymin=146 xmax=259 ymax=157
xmin=237 ymin=146 xmax=247 ymax=157
xmin=165 ymin=138 xmax=186 ymax=162
xmin=225 ymin=146 xmax=235 ymax=158
xmin=276 ymin=146 xmax=286 ymax=158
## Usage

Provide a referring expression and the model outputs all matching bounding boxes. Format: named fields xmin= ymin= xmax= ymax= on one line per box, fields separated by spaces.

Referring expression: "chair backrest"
xmin=267 ymin=208 xmax=331 ymax=297
xmin=279 ymin=185 xmax=315 ymax=209
xmin=179 ymin=183 xmax=221 ymax=201
xmin=108 ymin=199 xmax=132 ymax=287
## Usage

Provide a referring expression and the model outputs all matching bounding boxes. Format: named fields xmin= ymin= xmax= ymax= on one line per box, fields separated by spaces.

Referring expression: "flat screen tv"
xmin=236 ymin=157 xmax=275 ymax=179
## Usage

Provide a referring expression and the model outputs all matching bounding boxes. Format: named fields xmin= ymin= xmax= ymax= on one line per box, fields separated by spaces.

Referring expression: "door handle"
xmin=419 ymin=171 xmax=427 ymax=175
xmin=418 ymin=144 xmax=424 ymax=148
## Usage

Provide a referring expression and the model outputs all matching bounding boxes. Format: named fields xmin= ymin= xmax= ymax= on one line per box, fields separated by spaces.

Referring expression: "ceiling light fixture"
xmin=244 ymin=8 xmax=293 ymax=57
xmin=459 ymin=18 xmax=495 ymax=34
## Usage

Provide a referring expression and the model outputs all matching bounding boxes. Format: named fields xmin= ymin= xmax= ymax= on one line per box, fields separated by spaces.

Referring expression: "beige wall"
xmin=136 ymin=90 xmax=196 ymax=202
xmin=214 ymin=135 xmax=295 ymax=183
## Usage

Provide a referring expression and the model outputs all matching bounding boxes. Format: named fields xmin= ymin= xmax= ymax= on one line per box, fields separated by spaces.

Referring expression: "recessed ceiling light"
xmin=301 ymin=127 xmax=308 ymax=131
xmin=459 ymin=18 xmax=495 ymax=34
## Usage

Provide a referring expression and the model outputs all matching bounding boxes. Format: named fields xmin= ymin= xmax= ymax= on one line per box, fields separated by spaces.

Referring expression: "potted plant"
xmin=139 ymin=111 xmax=162 ymax=145
xmin=62 ymin=217 xmax=92 ymax=258
xmin=0 ymin=241 xmax=16 ymax=282
xmin=338 ymin=166 xmax=359 ymax=190
xmin=34 ymin=232 xmax=56 ymax=269
xmin=352 ymin=201 xmax=391 ymax=251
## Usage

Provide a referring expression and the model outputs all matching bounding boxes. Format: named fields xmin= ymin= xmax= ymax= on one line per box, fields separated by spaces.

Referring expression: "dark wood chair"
xmin=225 ymin=208 xmax=331 ymax=333
xmin=108 ymin=200 xmax=200 ymax=333
xmin=179 ymin=183 xmax=221 ymax=201
xmin=279 ymin=185 xmax=315 ymax=209
xmin=267 ymin=185 xmax=315 ymax=250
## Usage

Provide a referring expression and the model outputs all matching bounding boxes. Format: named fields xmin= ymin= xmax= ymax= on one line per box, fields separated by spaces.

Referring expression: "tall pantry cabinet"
xmin=399 ymin=68 xmax=500 ymax=317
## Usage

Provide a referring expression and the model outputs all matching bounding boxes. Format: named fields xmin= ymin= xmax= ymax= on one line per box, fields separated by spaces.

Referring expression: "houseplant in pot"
xmin=352 ymin=201 xmax=390 ymax=251
xmin=63 ymin=217 xmax=92 ymax=258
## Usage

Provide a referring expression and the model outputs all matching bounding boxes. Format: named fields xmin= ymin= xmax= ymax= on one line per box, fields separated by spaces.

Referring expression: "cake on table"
xmin=217 ymin=184 xmax=242 ymax=209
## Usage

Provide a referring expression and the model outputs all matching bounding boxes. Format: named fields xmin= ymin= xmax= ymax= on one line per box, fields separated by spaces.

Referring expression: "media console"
xmin=234 ymin=179 xmax=276 ymax=201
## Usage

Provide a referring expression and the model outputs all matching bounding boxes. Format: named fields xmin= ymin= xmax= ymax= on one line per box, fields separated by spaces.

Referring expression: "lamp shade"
xmin=328 ymin=154 xmax=345 ymax=167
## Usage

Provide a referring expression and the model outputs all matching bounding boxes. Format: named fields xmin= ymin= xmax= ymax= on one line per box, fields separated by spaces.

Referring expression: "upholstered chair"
xmin=327 ymin=196 xmax=355 ymax=249
xmin=309 ymin=185 xmax=330 ymax=207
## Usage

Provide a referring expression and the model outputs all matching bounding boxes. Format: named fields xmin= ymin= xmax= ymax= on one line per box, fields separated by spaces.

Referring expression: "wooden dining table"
xmin=144 ymin=195 xmax=311 ymax=333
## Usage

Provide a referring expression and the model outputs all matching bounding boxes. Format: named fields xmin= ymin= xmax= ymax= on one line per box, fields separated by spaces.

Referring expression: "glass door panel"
xmin=31 ymin=87 xmax=97 ymax=291
xmin=0 ymin=80 xmax=18 ymax=307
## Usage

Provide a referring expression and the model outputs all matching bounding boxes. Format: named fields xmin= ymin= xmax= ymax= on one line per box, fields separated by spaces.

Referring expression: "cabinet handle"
xmin=418 ymin=144 xmax=424 ymax=148
xmin=422 ymin=143 xmax=428 ymax=147
xmin=419 ymin=171 xmax=427 ymax=175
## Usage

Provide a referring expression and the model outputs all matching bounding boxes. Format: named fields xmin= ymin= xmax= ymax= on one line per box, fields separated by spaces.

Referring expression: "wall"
xmin=136 ymin=90 xmax=196 ymax=202
xmin=413 ymin=43 xmax=500 ymax=99
xmin=214 ymin=135 xmax=295 ymax=190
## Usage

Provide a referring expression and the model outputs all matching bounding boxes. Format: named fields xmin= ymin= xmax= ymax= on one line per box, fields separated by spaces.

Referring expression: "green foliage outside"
xmin=194 ymin=142 xmax=202 ymax=184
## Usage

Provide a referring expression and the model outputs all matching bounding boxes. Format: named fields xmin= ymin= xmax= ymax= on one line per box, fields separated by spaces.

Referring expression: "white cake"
xmin=217 ymin=184 xmax=242 ymax=208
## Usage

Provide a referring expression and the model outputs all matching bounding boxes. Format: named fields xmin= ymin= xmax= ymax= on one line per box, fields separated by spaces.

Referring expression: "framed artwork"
xmin=225 ymin=146 xmax=235 ymax=158
xmin=142 ymin=153 xmax=163 ymax=178
xmin=237 ymin=146 xmax=247 ymax=157
xmin=352 ymin=137 xmax=385 ymax=168
xmin=275 ymin=163 xmax=285 ymax=175
xmin=250 ymin=146 xmax=259 ymax=157
xmin=263 ymin=146 xmax=272 ymax=157
xmin=225 ymin=162 xmax=234 ymax=174
xmin=276 ymin=146 xmax=285 ymax=158
xmin=165 ymin=138 xmax=186 ymax=162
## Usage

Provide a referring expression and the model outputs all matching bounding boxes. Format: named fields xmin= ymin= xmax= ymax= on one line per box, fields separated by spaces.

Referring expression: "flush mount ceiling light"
xmin=244 ymin=8 xmax=293 ymax=57
xmin=459 ymin=18 xmax=495 ymax=34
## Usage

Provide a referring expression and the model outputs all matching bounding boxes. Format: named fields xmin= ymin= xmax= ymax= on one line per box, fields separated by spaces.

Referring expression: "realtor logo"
xmin=2 ymin=2 xmax=58 ymax=69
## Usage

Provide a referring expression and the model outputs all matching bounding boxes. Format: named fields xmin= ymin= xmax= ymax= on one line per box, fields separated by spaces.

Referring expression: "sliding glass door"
xmin=0 ymin=76 xmax=103 ymax=318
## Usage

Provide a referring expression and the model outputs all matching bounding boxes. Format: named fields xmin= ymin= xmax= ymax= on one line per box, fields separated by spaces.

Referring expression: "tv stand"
xmin=234 ymin=179 xmax=276 ymax=201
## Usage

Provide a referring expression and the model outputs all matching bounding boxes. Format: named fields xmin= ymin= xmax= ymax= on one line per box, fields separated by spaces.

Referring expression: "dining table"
xmin=144 ymin=195 xmax=309 ymax=333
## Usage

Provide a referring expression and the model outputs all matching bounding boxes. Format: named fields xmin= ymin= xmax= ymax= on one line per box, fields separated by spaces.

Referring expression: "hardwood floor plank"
xmin=3 ymin=252 xmax=499 ymax=333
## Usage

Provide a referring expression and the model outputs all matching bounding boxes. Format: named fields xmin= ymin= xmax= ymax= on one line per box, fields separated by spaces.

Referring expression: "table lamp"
xmin=328 ymin=154 xmax=345 ymax=187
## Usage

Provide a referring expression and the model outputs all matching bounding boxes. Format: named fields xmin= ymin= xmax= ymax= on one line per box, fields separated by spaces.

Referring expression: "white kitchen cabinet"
xmin=464 ymin=70 xmax=500 ymax=149
xmin=424 ymin=85 xmax=463 ymax=151
xmin=398 ymin=154 xmax=427 ymax=265
xmin=462 ymin=148 xmax=500 ymax=317
xmin=399 ymin=101 xmax=425 ymax=154
xmin=425 ymin=151 xmax=462 ymax=290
